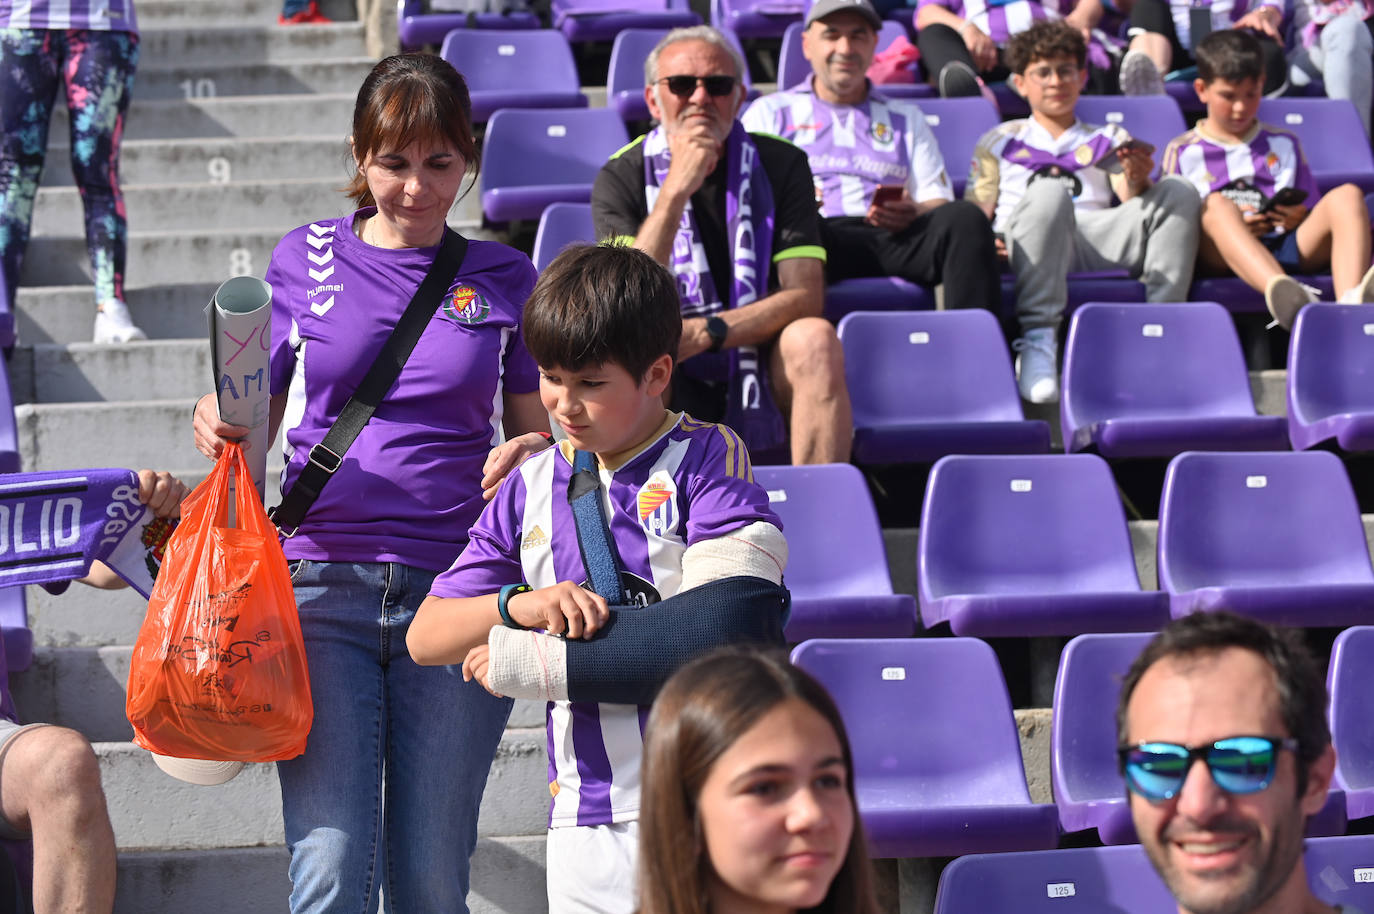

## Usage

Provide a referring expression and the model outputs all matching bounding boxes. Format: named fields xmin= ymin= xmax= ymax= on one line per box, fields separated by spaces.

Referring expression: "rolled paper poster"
xmin=208 ymin=277 xmax=272 ymax=501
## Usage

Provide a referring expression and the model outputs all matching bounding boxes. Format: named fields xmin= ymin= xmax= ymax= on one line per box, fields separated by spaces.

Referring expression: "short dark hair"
xmin=523 ymin=243 xmax=682 ymax=381
xmin=1115 ymin=612 xmax=1331 ymax=793
xmin=346 ymin=54 xmax=480 ymax=207
xmin=1195 ymin=28 xmax=1265 ymax=84
xmin=1007 ymin=20 xmax=1086 ymax=74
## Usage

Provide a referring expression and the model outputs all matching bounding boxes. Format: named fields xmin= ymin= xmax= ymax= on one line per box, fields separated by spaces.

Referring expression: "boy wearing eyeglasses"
xmin=1116 ymin=612 xmax=1352 ymax=914
xmin=965 ymin=20 xmax=1200 ymax=404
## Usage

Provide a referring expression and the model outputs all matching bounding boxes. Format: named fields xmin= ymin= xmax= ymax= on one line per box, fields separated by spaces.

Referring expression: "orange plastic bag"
xmin=126 ymin=442 xmax=312 ymax=762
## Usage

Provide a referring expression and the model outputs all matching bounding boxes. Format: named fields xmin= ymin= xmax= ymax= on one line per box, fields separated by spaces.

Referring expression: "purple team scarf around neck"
xmin=0 ymin=469 xmax=176 ymax=598
xmin=643 ymin=121 xmax=786 ymax=453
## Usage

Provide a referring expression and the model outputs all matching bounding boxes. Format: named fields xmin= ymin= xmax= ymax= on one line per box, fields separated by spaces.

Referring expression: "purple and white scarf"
xmin=0 ymin=469 xmax=176 ymax=599
xmin=643 ymin=121 xmax=786 ymax=452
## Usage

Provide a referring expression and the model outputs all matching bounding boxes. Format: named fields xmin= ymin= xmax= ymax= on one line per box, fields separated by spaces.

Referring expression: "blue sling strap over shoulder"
xmin=567 ymin=449 xmax=625 ymax=604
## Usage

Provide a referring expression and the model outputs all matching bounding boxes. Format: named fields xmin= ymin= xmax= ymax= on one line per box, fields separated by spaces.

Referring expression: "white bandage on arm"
xmin=487 ymin=625 xmax=570 ymax=702
xmin=679 ymin=521 xmax=787 ymax=590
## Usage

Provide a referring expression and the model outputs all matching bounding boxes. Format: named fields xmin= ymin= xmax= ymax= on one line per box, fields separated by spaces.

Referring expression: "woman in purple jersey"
xmin=0 ymin=0 xmax=145 ymax=342
xmin=638 ymin=648 xmax=880 ymax=914
xmin=191 ymin=54 xmax=551 ymax=914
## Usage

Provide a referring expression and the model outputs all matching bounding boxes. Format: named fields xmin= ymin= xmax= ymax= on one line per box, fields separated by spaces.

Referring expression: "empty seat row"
xmin=789 ymin=628 xmax=1374 ymax=866
xmin=933 ymin=836 xmax=1374 ymax=911
xmin=923 ymin=449 xmax=1374 ymax=636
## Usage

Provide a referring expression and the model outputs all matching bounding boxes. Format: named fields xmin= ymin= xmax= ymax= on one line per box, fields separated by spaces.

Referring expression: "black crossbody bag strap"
xmin=270 ymin=229 xmax=469 ymax=535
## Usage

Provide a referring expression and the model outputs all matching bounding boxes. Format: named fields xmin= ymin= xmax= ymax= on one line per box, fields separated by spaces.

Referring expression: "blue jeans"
xmin=280 ymin=560 xmax=513 ymax=914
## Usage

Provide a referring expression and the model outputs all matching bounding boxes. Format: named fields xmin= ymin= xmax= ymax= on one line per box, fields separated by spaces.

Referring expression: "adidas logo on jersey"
xmin=522 ymin=526 xmax=548 ymax=550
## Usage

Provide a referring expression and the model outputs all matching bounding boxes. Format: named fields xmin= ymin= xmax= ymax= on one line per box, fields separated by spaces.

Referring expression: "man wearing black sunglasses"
xmin=592 ymin=26 xmax=851 ymax=466
xmin=1116 ymin=613 xmax=1353 ymax=914
xmin=741 ymin=0 xmax=1002 ymax=326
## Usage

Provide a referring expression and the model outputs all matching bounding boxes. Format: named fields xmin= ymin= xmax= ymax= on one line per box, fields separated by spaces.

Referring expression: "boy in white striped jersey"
xmin=409 ymin=243 xmax=788 ymax=914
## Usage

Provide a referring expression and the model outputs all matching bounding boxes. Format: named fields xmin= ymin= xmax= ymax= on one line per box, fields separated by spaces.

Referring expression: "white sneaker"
xmin=1120 ymin=49 xmax=1166 ymax=96
xmin=1354 ymin=263 xmax=1374 ymax=303
xmin=1263 ymin=275 xmax=1320 ymax=330
xmin=1013 ymin=327 xmax=1059 ymax=404
xmin=93 ymin=300 xmax=147 ymax=344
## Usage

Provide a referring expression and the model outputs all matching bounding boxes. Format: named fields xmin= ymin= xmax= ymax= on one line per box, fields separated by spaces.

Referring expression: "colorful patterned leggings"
xmin=0 ymin=28 xmax=139 ymax=312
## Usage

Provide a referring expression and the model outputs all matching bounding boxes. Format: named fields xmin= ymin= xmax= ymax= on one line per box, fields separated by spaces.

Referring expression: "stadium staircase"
xmin=0 ymin=2 xmax=1344 ymax=907
xmin=6 ymin=2 xmax=552 ymax=909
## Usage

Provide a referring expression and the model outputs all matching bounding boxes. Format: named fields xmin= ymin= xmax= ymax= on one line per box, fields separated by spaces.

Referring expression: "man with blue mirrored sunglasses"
xmin=1116 ymin=612 xmax=1357 ymax=914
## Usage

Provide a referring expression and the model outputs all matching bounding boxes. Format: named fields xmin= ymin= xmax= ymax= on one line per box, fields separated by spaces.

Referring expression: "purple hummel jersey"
xmin=430 ymin=413 xmax=781 ymax=828
xmin=1162 ymin=121 xmax=1319 ymax=205
xmin=0 ymin=0 xmax=137 ymax=31
xmin=741 ymin=81 xmax=953 ymax=217
xmin=268 ymin=211 xmax=540 ymax=573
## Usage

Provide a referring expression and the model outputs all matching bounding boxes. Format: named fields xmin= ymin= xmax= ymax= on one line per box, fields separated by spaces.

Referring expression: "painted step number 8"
xmin=229 ymin=249 xmax=253 ymax=277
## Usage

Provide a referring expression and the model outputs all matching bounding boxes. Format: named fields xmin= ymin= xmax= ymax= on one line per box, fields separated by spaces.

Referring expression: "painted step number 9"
xmin=207 ymin=157 xmax=231 ymax=184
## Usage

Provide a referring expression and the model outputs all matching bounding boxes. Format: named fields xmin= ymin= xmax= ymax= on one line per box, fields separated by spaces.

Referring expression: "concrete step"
xmin=15 ymin=398 xmax=202 ymax=470
xmin=133 ymin=57 xmax=377 ymax=100
xmin=51 ymin=92 xmax=355 ymax=142
xmin=22 ymin=228 xmax=288 ymax=287
xmin=114 ymin=836 xmax=548 ymax=914
xmin=15 ymin=640 xmax=545 ymax=742
xmin=134 ymin=0 xmax=359 ymax=27
xmin=95 ymin=728 xmax=548 ymax=850
xmin=15 ymin=284 xmax=216 ymax=346
xmin=134 ymin=0 xmax=283 ymax=27
xmin=136 ymin=22 xmax=367 ymax=66
xmin=41 ymin=136 xmax=353 ymax=188
xmin=33 ymin=178 xmax=354 ymax=235
xmin=9 ymin=339 xmax=210 ymax=404
xmin=21 ymin=220 xmax=496 ymax=288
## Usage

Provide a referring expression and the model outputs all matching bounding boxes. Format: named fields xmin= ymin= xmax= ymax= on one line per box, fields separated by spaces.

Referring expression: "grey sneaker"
xmin=93 ymin=300 xmax=148 ymax=344
xmin=1013 ymin=327 xmax=1059 ymax=403
xmin=1119 ymin=49 xmax=1166 ymax=96
xmin=1263 ymin=274 xmax=1320 ymax=330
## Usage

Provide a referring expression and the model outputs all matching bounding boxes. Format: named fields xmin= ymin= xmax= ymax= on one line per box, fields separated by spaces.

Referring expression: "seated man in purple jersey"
xmin=742 ymin=0 xmax=1004 ymax=321
xmin=1162 ymin=29 xmax=1374 ymax=329
xmin=967 ymin=21 xmax=1200 ymax=402
xmin=915 ymin=0 xmax=1123 ymax=96
xmin=592 ymin=25 xmax=851 ymax=466
xmin=408 ymin=243 xmax=789 ymax=914
xmin=1117 ymin=613 xmax=1361 ymax=914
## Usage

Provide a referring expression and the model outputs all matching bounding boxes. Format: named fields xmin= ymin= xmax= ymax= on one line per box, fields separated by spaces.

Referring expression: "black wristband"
xmin=498 ymin=583 xmax=532 ymax=629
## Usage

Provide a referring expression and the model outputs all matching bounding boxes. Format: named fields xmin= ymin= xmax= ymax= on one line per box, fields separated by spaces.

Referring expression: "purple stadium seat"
xmin=1188 ymin=275 xmax=1337 ymax=314
xmin=822 ymin=277 xmax=934 ymax=322
xmin=1158 ymin=450 xmax=1374 ymax=626
xmin=935 ymin=844 xmax=1175 ymax=912
xmin=1258 ymin=98 xmax=1374 ymax=194
xmin=919 ymin=454 xmax=1169 ymax=636
xmin=791 ymin=637 xmax=1061 ymax=857
xmin=1061 ymin=302 xmax=1289 ymax=457
xmin=1288 ymin=303 xmax=1374 ymax=453
xmin=935 ymin=837 xmax=1374 ymax=912
xmin=608 ymin=27 xmax=753 ymax=122
xmin=1052 ymin=632 xmax=1346 ymax=842
xmin=0 ymin=373 xmax=28 ymax=673
xmin=1165 ymin=76 xmax=1204 ymax=114
xmin=1052 ymin=632 xmax=1153 ymax=844
xmin=532 ymin=203 xmax=596 ymax=272
xmin=554 ymin=0 xmax=699 ymax=43
xmin=753 ymin=464 xmax=917 ymax=640
xmin=480 ymin=108 xmax=630 ymax=223
xmin=0 ymin=270 xmax=12 ymax=351
xmin=712 ymin=0 xmax=803 ymax=39
xmin=1329 ymin=626 xmax=1374 ymax=820
xmin=776 ymin=20 xmax=932 ymax=97
xmin=914 ymin=97 xmax=999 ymax=197
xmin=439 ymin=30 xmax=588 ymax=124
xmin=836 ymin=310 xmax=1051 ymax=464
xmin=395 ymin=0 xmax=538 ymax=52
xmin=1073 ymin=95 xmax=1186 ymax=181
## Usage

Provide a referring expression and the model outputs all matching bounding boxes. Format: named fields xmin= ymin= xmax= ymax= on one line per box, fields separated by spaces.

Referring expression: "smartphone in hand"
xmin=1094 ymin=139 xmax=1156 ymax=174
xmin=1258 ymin=186 xmax=1309 ymax=213
xmin=870 ymin=184 xmax=904 ymax=208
